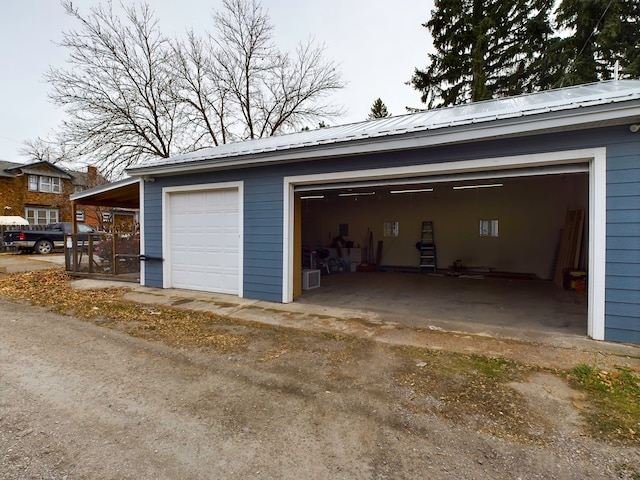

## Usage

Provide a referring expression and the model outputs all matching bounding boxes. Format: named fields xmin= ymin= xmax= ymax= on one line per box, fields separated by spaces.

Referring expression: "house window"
xmin=76 ymin=210 xmax=85 ymax=222
xmin=383 ymin=220 xmax=399 ymax=237
xmin=479 ymin=219 xmax=499 ymax=237
xmin=28 ymin=175 xmax=62 ymax=193
xmin=28 ymin=175 xmax=39 ymax=191
xmin=25 ymin=208 xmax=59 ymax=225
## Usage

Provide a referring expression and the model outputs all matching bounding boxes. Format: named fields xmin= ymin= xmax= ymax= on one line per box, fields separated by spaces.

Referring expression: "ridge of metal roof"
xmin=128 ymin=80 xmax=640 ymax=175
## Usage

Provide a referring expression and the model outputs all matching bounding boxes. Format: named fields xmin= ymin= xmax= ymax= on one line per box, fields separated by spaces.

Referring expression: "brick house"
xmin=0 ymin=160 xmax=101 ymax=225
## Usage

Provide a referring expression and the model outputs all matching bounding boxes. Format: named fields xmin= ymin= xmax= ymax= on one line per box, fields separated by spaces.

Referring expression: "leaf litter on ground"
xmin=1 ymin=267 xmax=639 ymax=447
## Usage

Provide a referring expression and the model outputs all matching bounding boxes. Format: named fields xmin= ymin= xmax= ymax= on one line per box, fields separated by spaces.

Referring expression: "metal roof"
xmin=129 ymin=80 xmax=640 ymax=175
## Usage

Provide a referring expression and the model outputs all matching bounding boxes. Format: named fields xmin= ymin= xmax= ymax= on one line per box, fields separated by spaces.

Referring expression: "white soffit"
xmin=128 ymin=80 xmax=640 ymax=176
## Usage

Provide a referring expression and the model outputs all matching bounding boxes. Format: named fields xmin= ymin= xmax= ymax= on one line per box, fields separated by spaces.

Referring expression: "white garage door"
xmin=168 ymin=187 xmax=240 ymax=294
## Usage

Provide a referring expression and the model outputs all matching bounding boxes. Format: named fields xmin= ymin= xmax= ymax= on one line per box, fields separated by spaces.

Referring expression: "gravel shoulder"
xmin=2 ymin=296 xmax=640 ymax=479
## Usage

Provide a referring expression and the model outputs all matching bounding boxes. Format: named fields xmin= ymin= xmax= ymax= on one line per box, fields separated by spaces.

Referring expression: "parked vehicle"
xmin=2 ymin=222 xmax=97 ymax=254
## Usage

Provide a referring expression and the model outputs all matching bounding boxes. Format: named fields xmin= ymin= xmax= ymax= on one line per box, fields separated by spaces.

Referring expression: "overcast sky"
xmin=0 ymin=0 xmax=434 ymax=163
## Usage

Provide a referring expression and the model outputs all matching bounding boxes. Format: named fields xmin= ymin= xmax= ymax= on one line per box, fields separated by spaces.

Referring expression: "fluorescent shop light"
xmin=452 ymin=183 xmax=503 ymax=190
xmin=389 ymin=188 xmax=434 ymax=194
xmin=338 ymin=192 xmax=376 ymax=197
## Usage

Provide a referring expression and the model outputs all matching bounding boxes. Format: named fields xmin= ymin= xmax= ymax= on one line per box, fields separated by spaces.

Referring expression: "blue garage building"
xmin=126 ymin=80 xmax=640 ymax=344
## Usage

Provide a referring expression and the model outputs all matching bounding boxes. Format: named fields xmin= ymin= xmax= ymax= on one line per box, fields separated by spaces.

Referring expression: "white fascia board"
xmin=128 ymin=105 xmax=640 ymax=177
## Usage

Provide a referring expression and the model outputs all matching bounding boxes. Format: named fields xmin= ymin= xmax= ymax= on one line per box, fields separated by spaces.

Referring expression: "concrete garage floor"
xmin=296 ymin=271 xmax=588 ymax=341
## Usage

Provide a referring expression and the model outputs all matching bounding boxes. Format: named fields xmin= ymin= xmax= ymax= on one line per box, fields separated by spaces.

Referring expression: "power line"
xmin=558 ymin=0 xmax=614 ymax=87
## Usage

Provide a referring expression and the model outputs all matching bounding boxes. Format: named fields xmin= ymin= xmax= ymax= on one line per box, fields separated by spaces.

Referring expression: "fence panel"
xmin=65 ymin=233 xmax=140 ymax=280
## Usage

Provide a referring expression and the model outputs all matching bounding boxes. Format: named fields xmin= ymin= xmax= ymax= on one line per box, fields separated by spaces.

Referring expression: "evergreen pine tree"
xmin=555 ymin=0 xmax=640 ymax=86
xmin=411 ymin=0 xmax=555 ymax=107
xmin=367 ymin=98 xmax=391 ymax=119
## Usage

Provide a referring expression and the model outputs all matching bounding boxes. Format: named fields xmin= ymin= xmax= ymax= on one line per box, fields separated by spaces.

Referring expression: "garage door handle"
xmin=139 ymin=254 xmax=163 ymax=262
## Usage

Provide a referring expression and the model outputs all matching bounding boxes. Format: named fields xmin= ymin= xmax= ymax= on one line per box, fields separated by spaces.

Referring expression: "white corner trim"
xmin=283 ymin=147 xmax=607 ymax=342
xmin=589 ymin=148 xmax=607 ymax=340
xmin=282 ymin=181 xmax=295 ymax=303
xmin=162 ymin=181 xmax=244 ymax=297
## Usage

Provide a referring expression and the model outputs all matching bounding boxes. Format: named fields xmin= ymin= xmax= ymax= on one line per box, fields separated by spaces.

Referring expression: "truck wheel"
xmin=34 ymin=240 xmax=54 ymax=255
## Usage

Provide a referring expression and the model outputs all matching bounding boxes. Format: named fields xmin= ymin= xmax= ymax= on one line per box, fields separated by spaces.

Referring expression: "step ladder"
xmin=418 ymin=221 xmax=437 ymax=274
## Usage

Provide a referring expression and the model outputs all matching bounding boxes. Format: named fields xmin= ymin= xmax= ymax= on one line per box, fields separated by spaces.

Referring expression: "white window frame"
xmin=479 ymin=219 xmax=499 ymax=237
xmin=28 ymin=175 xmax=39 ymax=191
xmin=39 ymin=176 xmax=52 ymax=192
xmin=25 ymin=208 xmax=59 ymax=225
xmin=27 ymin=175 xmax=62 ymax=193
xmin=51 ymin=177 xmax=62 ymax=193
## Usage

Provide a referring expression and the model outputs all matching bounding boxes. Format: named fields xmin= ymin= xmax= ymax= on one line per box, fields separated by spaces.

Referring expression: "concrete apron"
xmin=68 ymin=275 xmax=640 ymax=369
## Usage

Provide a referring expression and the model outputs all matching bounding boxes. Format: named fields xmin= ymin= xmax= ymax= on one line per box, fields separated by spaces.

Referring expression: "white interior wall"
xmin=301 ymin=174 xmax=588 ymax=279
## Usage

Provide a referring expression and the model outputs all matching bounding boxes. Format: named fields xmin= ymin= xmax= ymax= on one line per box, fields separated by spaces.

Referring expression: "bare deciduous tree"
xmin=177 ymin=0 xmax=344 ymax=144
xmin=35 ymin=0 xmax=344 ymax=178
xmin=172 ymin=31 xmax=230 ymax=148
xmin=45 ymin=0 xmax=181 ymax=178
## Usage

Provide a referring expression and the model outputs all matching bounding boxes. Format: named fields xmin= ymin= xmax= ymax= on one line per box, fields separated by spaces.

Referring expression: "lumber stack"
xmin=553 ymin=209 xmax=585 ymax=287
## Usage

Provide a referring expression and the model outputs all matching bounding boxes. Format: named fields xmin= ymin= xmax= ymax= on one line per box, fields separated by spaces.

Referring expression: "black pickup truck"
xmin=2 ymin=222 xmax=97 ymax=254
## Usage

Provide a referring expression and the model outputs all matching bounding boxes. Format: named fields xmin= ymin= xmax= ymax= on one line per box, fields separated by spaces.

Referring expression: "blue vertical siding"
xmin=141 ymin=125 xmax=640 ymax=344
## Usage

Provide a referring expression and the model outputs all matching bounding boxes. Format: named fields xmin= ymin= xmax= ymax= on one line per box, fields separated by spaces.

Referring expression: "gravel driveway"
xmin=2 ymin=296 xmax=640 ymax=479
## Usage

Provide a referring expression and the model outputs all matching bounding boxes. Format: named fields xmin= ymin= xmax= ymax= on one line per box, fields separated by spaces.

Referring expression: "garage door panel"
xmin=168 ymin=188 xmax=240 ymax=294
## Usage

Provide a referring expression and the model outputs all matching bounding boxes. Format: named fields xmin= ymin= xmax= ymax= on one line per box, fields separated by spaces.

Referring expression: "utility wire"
xmin=558 ymin=0 xmax=614 ymax=87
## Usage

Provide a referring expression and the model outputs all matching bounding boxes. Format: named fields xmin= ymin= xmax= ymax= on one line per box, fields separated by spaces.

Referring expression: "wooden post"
xmin=88 ymin=234 xmax=94 ymax=274
xmin=113 ymin=234 xmax=118 ymax=276
xmin=71 ymin=202 xmax=77 ymax=234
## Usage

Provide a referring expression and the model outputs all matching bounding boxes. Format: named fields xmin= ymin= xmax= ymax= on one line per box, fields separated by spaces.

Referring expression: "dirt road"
xmin=1 ymin=297 xmax=639 ymax=479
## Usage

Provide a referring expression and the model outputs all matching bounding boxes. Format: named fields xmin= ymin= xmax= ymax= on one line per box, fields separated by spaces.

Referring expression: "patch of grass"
xmin=567 ymin=364 xmax=640 ymax=444
xmin=616 ymin=463 xmax=640 ymax=480
xmin=394 ymin=346 xmax=547 ymax=443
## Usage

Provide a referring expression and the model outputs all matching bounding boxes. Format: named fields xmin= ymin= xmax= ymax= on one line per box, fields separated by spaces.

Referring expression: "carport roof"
xmin=70 ymin=176 xmax=139 ymax=209
xmin=127 ymin=80 xmax=640 ymax=176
